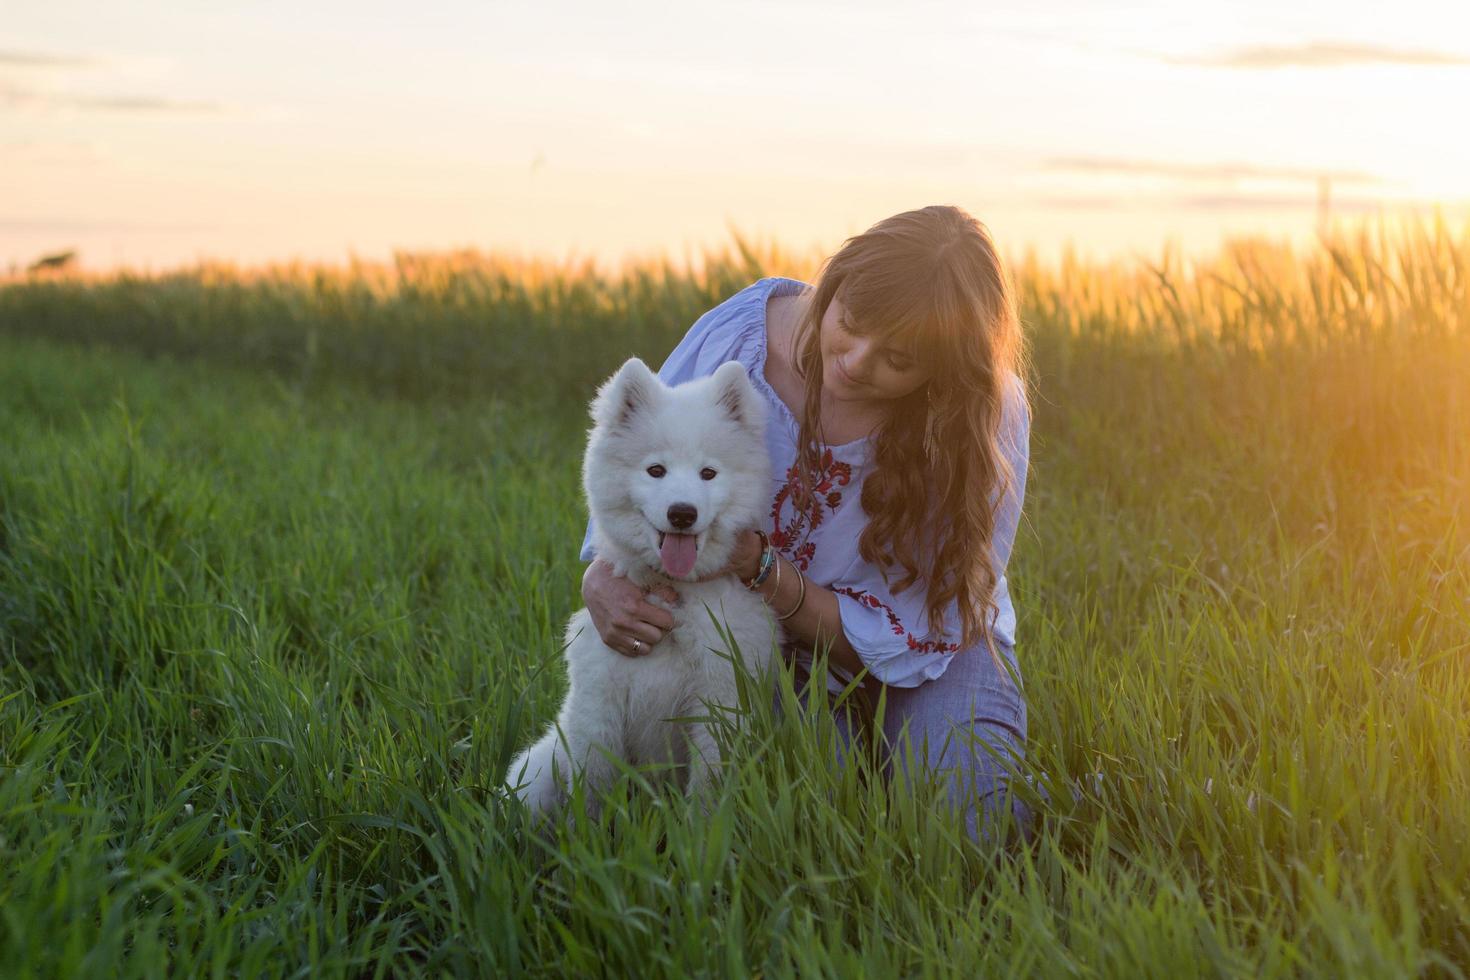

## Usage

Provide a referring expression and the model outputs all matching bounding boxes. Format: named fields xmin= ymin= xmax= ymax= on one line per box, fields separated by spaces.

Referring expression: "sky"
xmin=3 ymin=0 xmax=1469 ymax=273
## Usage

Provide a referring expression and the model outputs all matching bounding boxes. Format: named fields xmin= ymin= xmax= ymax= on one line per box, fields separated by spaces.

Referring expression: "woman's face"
xmin=818 ymin=295 xmax=930 ymax=404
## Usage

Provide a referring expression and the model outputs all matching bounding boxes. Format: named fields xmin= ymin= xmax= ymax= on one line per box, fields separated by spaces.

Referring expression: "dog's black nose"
xmin=667 ymin=503 xmax=697 ymax=530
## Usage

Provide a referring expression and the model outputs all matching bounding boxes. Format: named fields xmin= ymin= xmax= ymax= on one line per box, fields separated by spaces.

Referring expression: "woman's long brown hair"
xmin=790 ymin=205 xmax=1029 ymax=663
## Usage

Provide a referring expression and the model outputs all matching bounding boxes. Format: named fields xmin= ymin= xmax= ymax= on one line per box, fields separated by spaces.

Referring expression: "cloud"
xmin=0 ymin=49 xmax=221 ymax=114
xmin=1177 ymin=193 xmax=1350 ymax=211
xmin=1043 ymin=156 xmax=1383 ymax=185
xmin=0 ymin=49 xmax=99 ymax=68
xmin=0 ymin=217 xmax=214 ymax=233
xmin=1030 ymin=193 xmax=1465 ymax=215
xmin=1027 ymin=195 xmax=1130 ymax=211
xmin=65 ymin=94 xmax=223 ymax=113
xmin=1157 ymin=42 xmax=1470 ymax=69
xmin=0 ymin=84 xmax=223 ymax=114
xmin=1177 ymin=194 xmax=1461 ymax=214
xmin=1 ymin=138 xmax=101 ymax=165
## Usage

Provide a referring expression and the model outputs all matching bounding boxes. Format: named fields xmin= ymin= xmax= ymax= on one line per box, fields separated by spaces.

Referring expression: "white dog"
xmin=507 ymin=357 xmax=780 ymax=818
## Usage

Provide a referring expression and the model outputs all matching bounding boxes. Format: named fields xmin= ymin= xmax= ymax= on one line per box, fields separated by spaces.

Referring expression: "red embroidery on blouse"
xmin=769 ymin=448 xmax=852 ymax=571
xmin=832 ymin=587 xmax=961 ymax=655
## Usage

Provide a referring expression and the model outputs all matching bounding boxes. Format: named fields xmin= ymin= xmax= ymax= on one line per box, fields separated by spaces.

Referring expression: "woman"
xmin=578 ymin=205 xmax=1032 ymax=842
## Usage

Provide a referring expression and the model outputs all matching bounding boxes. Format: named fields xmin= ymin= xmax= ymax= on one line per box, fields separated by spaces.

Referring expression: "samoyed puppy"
xmin=506 ymin=357 xmax=779 ymax=818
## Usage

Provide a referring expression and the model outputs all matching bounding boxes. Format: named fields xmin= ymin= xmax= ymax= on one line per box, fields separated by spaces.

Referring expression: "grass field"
xmin=1 ymin=221 xmax=1468 ymax=976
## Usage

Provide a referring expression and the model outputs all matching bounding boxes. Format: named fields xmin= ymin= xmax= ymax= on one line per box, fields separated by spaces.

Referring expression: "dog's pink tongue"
xmin=659 ymin=533 xmax=698 ymax=578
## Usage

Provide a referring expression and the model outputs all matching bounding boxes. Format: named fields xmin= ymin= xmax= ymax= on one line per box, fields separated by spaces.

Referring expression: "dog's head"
xmin=584 ymin=357 xmax=769 ymax=581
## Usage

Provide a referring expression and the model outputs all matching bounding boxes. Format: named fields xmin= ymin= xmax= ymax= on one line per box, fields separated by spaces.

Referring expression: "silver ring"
xmin=631 ymin=639 xmax=644 ymax=655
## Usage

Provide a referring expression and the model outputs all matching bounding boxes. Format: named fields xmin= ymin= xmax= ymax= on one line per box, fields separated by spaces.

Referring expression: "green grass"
xmin=1 ymin=219 xmax=1468 ymax=976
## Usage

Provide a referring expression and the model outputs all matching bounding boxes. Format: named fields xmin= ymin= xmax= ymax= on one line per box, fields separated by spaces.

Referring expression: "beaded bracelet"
xmin=743 ymin=529 xmax=775 ymax=591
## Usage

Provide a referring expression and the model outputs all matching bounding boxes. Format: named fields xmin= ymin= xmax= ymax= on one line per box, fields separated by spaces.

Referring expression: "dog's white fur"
xmin=506 ymin=357 xmax=779 ymax=818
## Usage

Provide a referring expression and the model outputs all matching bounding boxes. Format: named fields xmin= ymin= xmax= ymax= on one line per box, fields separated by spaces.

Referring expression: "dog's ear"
xmin=592 ymin=357 xmax=662 ymax=431
xmin=710 ymin=360 xmax=763 ymax=434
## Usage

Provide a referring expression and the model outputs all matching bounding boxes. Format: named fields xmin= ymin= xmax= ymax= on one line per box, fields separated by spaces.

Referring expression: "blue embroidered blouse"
xmin=581 ymin=276 xmax=1030 ymax=691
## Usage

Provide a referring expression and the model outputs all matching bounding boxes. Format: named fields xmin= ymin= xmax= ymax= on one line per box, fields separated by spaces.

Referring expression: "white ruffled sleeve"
xmin=831 ymin=375 xmax=1030 ymax=687
xmin=578 ymin=283 xmax=764 ymax=562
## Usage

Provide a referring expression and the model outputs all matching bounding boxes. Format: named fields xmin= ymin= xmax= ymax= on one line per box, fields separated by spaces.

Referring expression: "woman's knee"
xmin=877 ymin=643 xmax=1026 ymax=768
xmin=886 ymin=709 xmax=1030 ymax=844
xmin=875 ymin=646 xmax=1031 ymax=841
xmin=881 ymin=700 xmax=1025 ymax=791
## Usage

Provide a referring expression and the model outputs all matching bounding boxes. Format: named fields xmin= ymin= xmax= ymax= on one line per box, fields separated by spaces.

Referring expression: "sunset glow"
xmin=4 ymin=0 xmax=1468 ymax=272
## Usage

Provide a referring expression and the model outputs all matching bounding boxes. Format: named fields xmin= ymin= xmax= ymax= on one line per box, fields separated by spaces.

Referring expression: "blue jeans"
xmin=779 ymin=641 xmax=1032 ymax=845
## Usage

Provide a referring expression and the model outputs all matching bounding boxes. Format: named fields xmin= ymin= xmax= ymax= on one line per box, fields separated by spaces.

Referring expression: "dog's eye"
xmin=700 ymin=467 xmax=717 ymax=481
xmin=646 ymin=464 xmax=666 ymax=478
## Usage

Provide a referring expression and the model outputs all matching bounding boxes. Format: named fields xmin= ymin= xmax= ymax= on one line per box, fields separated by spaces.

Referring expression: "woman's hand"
xmin=582 ymin=559 xmax=679 ymax=657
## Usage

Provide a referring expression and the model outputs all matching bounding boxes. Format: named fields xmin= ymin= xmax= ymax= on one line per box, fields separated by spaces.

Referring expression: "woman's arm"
xmin=726 ymin=532 xmax=866 ymax=677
